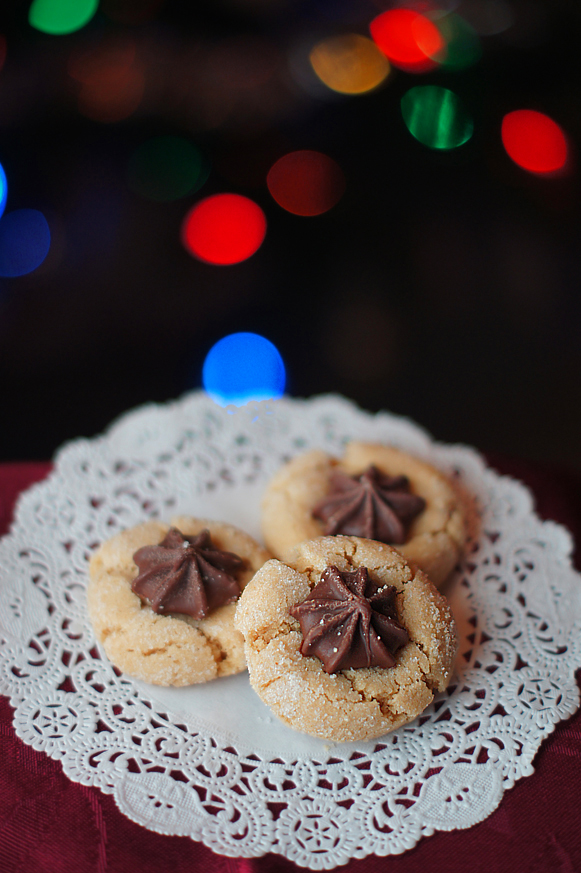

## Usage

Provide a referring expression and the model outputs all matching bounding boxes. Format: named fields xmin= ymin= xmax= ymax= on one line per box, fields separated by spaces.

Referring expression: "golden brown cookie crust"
xmin=235 ymin=535 xmax=458 ymax=743
xmin=87 ymin=516 xmax=271 ymax=687
xmin=261 ymin=442 xmax=468 ymax=587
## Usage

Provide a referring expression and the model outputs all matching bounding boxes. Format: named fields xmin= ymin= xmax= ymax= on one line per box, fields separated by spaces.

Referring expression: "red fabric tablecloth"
xmin=1 ymin=458 xmax=580 ymax=873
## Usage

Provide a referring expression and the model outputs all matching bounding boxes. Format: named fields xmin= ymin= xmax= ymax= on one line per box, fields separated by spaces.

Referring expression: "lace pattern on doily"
xmin=1 ymin=393 xmax=580 ymax=869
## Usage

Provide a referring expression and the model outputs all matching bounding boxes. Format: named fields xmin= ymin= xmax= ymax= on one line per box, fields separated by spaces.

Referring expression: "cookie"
xmin=261 ymin=442 xmax=468 ymax=587
xmin=87 ymin=516 xmax=271 ymax=687
xmin=235 ymin=535 xmax=458 ymax=743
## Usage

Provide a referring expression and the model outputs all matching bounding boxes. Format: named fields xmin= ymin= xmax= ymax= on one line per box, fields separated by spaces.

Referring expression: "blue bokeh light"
xmin=0 ymin=209 xmax=51 ymax=277
xmin=202 ymin=332 xmax=286 ymax=406
xmin=0 ymin=163 xmax=7 ymax=220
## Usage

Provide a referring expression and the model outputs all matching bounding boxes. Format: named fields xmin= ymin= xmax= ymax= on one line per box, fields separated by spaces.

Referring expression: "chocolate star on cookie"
xmin=289 ymin=564 xmax=409 ymax=674
xmin=313 ymin=465 xmax=425 ymax=544
xmin=132 ymin=527 xmax=245 ymax=619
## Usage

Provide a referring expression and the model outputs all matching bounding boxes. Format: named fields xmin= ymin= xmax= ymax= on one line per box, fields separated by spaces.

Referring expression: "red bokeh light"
xmin=501 ymin=109 xmax=567 ymax=173
xmin=266 ymin=150 xmax=345 ymax=216
xmin=181 ymin=193 xmax=267 ymax=265
xmin=68 ymin=36 xmax=144 ymax=123
xmin=369 ymin=9 xmax=444 ymax=73
xmin=501 ymin=110 xmax=568 ymax=174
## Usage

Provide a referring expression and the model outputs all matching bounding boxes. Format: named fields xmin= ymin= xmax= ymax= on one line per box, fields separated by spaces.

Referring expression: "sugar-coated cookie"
xmin=261 ymin=442 xmax=468 ymax=587
xmin=87 ymin=516 xmax=271 ymax=687
xmin=235 ymin=535 xmax=458 ymax=743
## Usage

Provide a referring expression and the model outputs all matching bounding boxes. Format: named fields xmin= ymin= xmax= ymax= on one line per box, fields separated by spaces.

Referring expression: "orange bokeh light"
xmin=309 ymin=34 xmax=390 ymax=95
xmin=501 ymin=110 xmax=568 ymax=174
xmin=369 ymin=9 xmax=444 ymax=73
xmin=267 ymin=150 xmax=345 ymax=216
xmin=181 ymin=193 xmax=267 ymax=265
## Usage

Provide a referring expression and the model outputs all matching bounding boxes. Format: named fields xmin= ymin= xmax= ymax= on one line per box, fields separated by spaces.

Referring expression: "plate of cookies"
xmin=2 ymin=392 xmax=580 ymax=868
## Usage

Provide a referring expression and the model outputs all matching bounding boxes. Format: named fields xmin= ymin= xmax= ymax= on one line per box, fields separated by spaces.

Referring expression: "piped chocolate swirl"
xmin=313 ymin=465 xmax=425 ymax=544
xmin=289 ymin=565 xmax=409 ymax=674
xmin=132 ymin=527 xmax=245 ymax=620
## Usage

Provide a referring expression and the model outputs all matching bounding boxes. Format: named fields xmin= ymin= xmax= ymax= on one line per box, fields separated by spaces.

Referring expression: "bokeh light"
xmin=0 ymin=209 xmax=50 ymax=277
xmin=29 ymin=0 xmax=99 ymax=35
xmin=370 ymin=9 xmax=444 ymax=73
xmin=401 ymin=86 xmax=473 ymax=149
xmin=202 ymin=332 xmax=286 ymax=406
xmin=68 ymin=36 xmax=144 ymax=123
xmin=309 ymin=34 xmax=390 ymax=95
xmin=267 ymin=150 xmax=345 ymax=216
xmin=289 ymin=37 xmax=342 ymax=100
xmin=501 ymin=110 xmax=568 ymax=174
xmin=181 ymin=193 xmax=267 ymax=265
xmin=128 ymin=137 xmax=210 ymax=202
xmin=432 ymin=13 xmax=482 ymax=70
xmin=0 ymin=162 xmax=7 ymax=220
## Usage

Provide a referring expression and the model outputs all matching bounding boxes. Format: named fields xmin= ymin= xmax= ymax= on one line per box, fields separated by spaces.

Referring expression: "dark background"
xmin=0 ymin=0 xmax=580 ymax=468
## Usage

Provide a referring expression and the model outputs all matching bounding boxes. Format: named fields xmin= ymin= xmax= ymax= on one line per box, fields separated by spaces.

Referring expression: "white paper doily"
xmin=2 ymin=392 xmax=581 ymax=869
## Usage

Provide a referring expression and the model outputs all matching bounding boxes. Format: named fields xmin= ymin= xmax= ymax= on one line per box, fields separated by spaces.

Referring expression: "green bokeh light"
xmin=401 ymin=86 xmax=473 ymax=150
xmin=435 ymin=13 xmax=481 ymax=71
xmin=128 ymin=136 xmax=210 ymax=202
xmin=29 ymin=0 xmax=99 ymax=35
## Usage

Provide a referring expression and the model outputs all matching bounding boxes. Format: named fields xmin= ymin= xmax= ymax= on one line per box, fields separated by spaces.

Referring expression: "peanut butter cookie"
xmin=235 ymin=535 xmax=458 ymax=743
xmin=261 ymin=442 xmax=468 ymax=587
xmin=87 ymin=516 xmax=270 ymax=686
